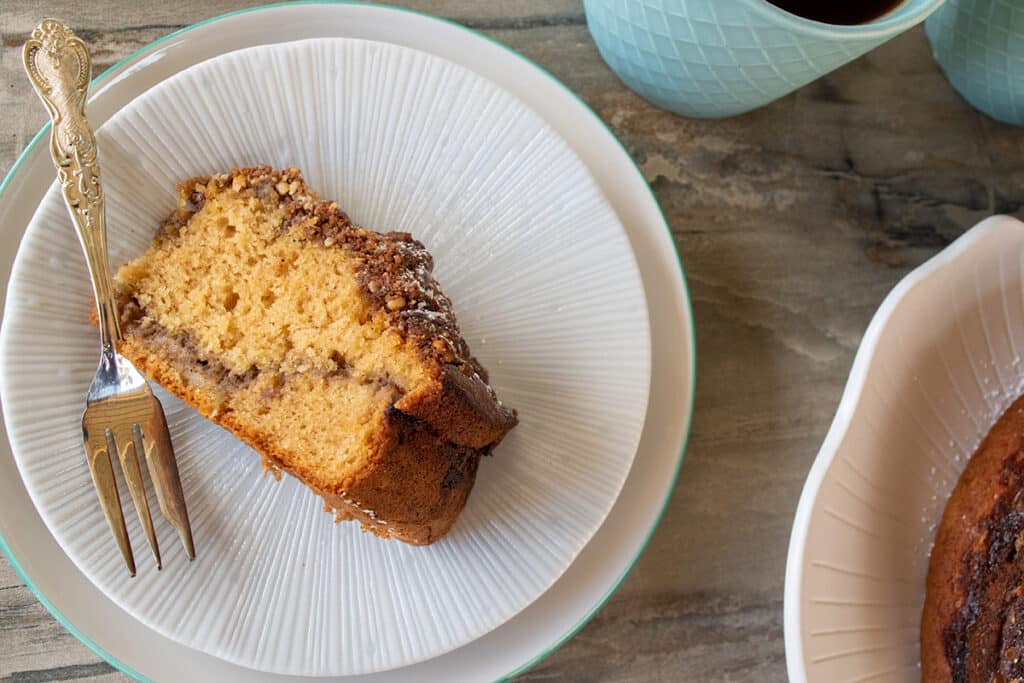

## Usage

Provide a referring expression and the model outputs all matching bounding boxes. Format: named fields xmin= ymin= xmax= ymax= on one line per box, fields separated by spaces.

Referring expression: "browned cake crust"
xmin=922 ymin=394 xmax=1024 ymax=681
xmin=113 ymin=167 xmax=517 ymax=545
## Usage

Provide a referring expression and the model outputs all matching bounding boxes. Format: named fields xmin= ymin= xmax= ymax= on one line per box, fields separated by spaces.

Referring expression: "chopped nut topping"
xmin=386 ymin=296 xmax=407 ymax=311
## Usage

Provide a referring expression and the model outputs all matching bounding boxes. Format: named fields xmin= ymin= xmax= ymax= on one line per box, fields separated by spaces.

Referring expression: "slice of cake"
xmin=112 ymin=166 xmax=517 ymax=545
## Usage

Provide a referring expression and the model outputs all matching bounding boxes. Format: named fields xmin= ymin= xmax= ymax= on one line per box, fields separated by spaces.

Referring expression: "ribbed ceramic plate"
xmin=785 ymin=215 xmax=1024 ymax=681
xmin=0 ymin=38 xmax=650 ymax=676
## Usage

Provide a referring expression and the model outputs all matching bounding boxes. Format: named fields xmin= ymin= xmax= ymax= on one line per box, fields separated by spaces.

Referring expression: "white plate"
xmin=0 ymin=4 xmax=695 ymax=681
xmin=785 ymin=215 xmax=1024 ymax=682
xmin=2 ymin=37 xmax=651 ymax=676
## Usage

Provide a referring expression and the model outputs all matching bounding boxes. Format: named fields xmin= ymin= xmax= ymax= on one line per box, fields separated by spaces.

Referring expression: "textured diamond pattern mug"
xmin=584 ymin=0 xmax=947 ymax=118
xmin=926 ymin=0 xmax=1024 ymax=125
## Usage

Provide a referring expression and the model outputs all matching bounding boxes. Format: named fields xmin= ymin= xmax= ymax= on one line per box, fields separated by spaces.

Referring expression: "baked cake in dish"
xmin=922 ymin=394 xmax=1024 ymax=680
xmin=111 ymin=166 xmax=517 ymax=545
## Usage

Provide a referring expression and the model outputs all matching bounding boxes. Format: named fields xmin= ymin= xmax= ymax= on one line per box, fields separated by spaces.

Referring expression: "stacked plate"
xmin=0 ymin=4 xmax=694 ymax=680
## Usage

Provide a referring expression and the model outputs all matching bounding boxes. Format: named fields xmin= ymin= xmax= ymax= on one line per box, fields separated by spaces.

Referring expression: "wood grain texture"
xmin=2 ymin=1 xmax=1023 ymax=681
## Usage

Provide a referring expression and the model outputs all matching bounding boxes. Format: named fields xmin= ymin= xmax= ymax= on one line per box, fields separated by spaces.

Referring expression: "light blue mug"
xmin=926 ymin=0 xmax=1024 ymax=125
xmin=584 ymin=0 xmax=947 ymax=118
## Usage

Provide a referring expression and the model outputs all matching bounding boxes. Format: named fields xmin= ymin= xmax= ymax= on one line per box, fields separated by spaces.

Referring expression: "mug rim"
xmin=742 ymin=0 xmax=947 ymax=39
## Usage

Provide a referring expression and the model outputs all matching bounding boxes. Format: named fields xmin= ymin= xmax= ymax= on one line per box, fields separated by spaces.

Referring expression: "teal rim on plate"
xmin=0 ymin=3 xmax=696 ymax=680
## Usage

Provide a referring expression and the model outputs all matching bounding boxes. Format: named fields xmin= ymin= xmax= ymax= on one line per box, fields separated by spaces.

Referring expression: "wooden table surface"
xmin=2 ymin=1 xmax=1023 ymax=681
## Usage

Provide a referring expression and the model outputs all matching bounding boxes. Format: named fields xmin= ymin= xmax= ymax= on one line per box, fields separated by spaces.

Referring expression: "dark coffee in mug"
xmin=765 ymin=0 xmax=904 ymax=25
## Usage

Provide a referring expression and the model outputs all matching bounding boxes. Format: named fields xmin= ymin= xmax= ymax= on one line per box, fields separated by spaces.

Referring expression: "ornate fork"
xmin=23 ymin=19 xmax=195 ymax=575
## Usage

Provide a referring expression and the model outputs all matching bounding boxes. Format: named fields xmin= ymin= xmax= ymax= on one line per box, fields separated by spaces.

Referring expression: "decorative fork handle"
xmin=23 ymin=19 xmax=122 ymax=354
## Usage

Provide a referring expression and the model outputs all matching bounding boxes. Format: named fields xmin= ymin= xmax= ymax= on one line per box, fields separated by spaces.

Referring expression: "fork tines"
xmin=83 ymin=380 xmax=195 ymax=576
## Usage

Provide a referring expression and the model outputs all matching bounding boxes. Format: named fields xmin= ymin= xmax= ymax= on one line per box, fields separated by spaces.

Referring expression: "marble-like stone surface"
xmin=1 ymin=1 xmax=1022 ymax=681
